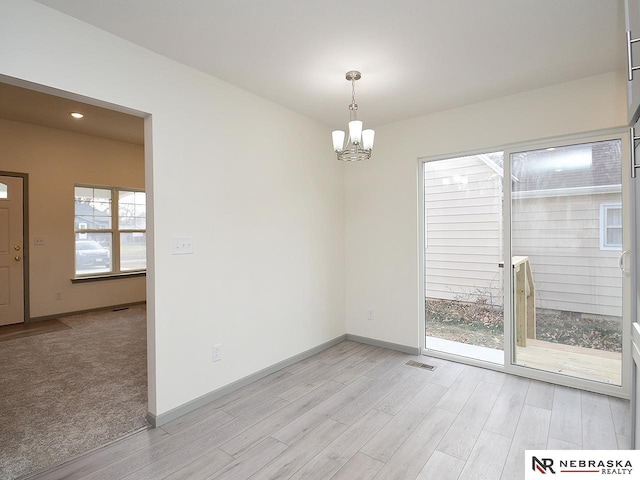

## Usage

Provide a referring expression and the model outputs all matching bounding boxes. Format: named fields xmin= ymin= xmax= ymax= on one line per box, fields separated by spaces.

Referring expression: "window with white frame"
xmin=600 ymin=203 xmax=622 ymax=250
xmin=74 ymin=186 xmax=146 ymax=276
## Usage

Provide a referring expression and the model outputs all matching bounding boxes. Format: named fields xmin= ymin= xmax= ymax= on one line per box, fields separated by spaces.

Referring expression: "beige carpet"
xmin=0 ymin=305 xmax=148 ymax=480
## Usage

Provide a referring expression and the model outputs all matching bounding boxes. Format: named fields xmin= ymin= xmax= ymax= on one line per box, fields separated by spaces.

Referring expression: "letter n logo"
xmin=532 ymin=457 xmax=555 ymax=474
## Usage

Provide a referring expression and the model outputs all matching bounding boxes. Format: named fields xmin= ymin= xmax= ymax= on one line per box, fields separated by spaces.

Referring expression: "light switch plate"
xmin=172 ymin=236 xmax=194 ymax=255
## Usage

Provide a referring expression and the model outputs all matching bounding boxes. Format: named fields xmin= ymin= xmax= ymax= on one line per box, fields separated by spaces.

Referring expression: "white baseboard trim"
xmin=345 ymin=334 xmax=420 ymax=355
xmin=147 ymin=334 xmax=347 ymax=427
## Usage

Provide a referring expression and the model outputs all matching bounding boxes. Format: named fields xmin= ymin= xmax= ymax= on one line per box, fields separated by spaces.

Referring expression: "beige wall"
xmin=345 ymin=71 xmax=627 ymax=349
xmin=0 ymin=118 xmax=146 ymax=318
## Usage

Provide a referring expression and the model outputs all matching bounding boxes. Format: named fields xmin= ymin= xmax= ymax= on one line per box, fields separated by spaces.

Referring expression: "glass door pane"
xmin=510 ymin=140 xmax=623 ymax=385
xmin=424 ymin=152 xmax=504 ymax=363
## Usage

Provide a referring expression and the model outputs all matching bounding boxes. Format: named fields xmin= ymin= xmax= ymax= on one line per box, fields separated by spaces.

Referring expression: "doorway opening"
xmin=0 ymin=79 xmax=152 ymax=478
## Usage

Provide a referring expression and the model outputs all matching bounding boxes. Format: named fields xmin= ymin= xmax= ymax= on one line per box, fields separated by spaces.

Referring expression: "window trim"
xmin=600 ymin=202 xmax=622 ymax=251
xmin=74 ymin=185 xmax=146 ymax=278
xmin=71 ymin=271 xmax=146 ymax=284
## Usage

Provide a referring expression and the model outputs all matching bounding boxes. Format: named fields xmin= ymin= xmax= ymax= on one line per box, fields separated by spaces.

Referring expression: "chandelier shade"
xmin=332 ymin=71 xmax=374 ymax=162
xmin=362 ymin=129 xmax=375 ymax=150
xmin=348 ymin=120 xmax=362 ymax=144
xmin=332 ymin=130 xmax=345 ymax=151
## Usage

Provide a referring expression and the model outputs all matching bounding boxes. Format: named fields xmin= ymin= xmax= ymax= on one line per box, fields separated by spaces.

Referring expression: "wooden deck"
xmin=515 ymin=338 xmax=622 ymax=385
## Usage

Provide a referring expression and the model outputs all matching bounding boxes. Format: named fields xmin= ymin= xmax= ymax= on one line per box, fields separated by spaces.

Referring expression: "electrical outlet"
xmin=55 ymin=292 xmax=62 ymax=300
xmin=212 ymin=344 xmax=222 ymax=362
xmin=34 ymin=237 xmax=45 ymax=246
xmin=368 ymin=309 xmax=374 ymax=320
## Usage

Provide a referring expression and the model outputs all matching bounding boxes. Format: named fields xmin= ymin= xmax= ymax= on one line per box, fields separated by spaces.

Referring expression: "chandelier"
xmin=331 ymin=71 xmax=375 ymax=162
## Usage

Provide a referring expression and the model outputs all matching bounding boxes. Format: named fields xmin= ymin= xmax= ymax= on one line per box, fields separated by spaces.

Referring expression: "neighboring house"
xmin=425 ymin=140 xmax=623 ymax=317
xmin=424 ymin=152 xmax=504 ymax=307
xmin=74 ymin=202 xmax=111 ymax=231
xmin=74 ymin=192 xmax=146 ymax=233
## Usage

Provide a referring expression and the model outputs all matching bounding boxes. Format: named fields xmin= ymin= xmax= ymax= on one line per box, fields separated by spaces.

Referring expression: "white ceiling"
xmin=18 ymin=0 xmax=630 ymax=133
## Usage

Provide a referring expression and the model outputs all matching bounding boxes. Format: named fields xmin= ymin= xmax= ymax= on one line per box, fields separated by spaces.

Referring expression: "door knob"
xmin=14 ymin=256 xmax=21 ymax=261
xmin=14 ymin=245 xmax=20 ymax=251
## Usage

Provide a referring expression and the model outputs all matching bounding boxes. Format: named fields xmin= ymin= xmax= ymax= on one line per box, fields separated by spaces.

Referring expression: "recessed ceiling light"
xmin=70 ymin=112 xmax=84 ymax=119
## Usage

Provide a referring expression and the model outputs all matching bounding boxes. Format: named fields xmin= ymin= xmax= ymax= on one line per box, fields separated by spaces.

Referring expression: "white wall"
xmin=0 ymin=118 xmax=146 ymax=318
xmin=345 ymin=71 xmax=627 ymax=348
xmin=0 ymin=0 xmax=345 ymax=417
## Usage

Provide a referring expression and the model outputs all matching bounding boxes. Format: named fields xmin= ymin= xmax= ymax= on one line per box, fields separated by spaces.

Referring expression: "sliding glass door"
xmin=423 ymin=152 xmax=504 ymax=364
xmin=422 ymin=133 xmax=631 ymax=394
xmin=510 ymin=140 xmax=624 ymax=386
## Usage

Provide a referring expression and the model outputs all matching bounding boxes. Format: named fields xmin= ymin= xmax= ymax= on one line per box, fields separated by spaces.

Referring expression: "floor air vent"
xmin=406 ymin=360 xmax=435 ymax=370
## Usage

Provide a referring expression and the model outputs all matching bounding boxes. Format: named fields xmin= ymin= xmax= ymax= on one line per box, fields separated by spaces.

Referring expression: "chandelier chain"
xmin=351 ymin=77 xmax=356 ymax=106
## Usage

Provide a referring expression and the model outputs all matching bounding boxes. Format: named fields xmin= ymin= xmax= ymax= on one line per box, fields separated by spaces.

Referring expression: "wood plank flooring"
xmin=28 ymin=341 xmax=630 ymax=480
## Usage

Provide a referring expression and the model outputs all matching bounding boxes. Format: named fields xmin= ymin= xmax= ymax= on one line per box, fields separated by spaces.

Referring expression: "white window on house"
xmin=600 ymin=203 xmax=622 ymax=250
xmin=0 ymin=182 xmax=7 ymax=199
xmin=74 ymin=185 xmax=146 ymax=276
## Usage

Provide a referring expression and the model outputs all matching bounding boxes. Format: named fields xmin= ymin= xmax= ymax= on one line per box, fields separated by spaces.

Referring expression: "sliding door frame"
xmin=419 ymin=127 xmax=633 ymax=399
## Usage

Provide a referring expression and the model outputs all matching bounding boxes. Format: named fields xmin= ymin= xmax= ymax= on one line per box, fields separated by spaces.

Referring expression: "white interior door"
xmin=0 ymin=175 xmax=24 ymax=326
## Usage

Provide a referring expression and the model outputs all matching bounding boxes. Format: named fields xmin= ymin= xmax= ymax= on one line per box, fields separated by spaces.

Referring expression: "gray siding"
xmin=512 ymin=192 xmax=622 ymax=317
xmin=425 ymin=156 xmax=503 ymax=306
xmin=425 ymin=157 xmax=622 ymax=317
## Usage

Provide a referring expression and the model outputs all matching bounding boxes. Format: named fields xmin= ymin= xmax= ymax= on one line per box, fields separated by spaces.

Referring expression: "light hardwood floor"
xmin=28 ymin=341 xmax=630 ymax=480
